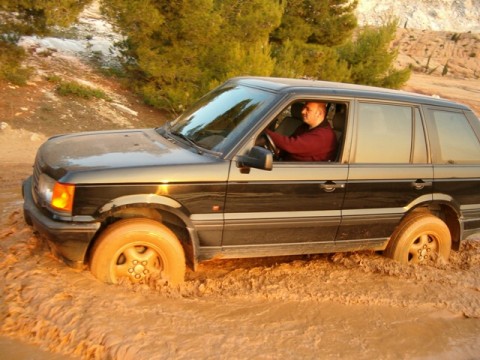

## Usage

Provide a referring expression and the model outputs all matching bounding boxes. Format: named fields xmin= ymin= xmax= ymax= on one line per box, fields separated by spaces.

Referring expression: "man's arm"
xmin=265 ymin=126 xmax=337 ymax=161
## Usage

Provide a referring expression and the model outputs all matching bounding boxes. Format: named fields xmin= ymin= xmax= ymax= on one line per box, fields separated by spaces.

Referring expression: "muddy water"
xmin=1 ymin=166 xmax=480 ymax=359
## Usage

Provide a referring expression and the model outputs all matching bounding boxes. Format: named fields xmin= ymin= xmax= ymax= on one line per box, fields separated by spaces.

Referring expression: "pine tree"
xmin=0 ymin=0 xmax=90 ymax=39
xmin=338 ymin=20 xmax=410 ymax=88
xmin=0 ymin=0 xmax=90 ymax=84
xmin=271 ymin=0 xmax=358 ymax=47
xmin=103 ymin=0 xmax=283 ymax=112
xmin=271 ymin=0 xmax=357 ymax=80
xmin=102 ymin=0 xmax=409 ymax=110
xmin=103 ymin=0 xmax=218 ymax=110
xmin=205 ymin=0 xmax=283 ymax=85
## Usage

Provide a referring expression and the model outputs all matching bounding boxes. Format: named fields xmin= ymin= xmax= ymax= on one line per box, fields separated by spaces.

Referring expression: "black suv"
xmin=22 ymin=77 xmax=480 ymax=285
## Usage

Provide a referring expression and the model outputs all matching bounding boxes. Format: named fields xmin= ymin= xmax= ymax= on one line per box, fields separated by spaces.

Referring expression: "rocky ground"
xmin=0 ymin=13 xmax=480 ymax=360
xmin=357 ymin=0 xmax=480 ymax=32
xmin=394 ymin=28 xmax=480 ymax=119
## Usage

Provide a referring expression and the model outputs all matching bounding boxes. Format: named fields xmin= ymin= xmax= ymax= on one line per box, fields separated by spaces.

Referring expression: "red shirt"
xmin=266 ymin=122 xmax=337 ymax=162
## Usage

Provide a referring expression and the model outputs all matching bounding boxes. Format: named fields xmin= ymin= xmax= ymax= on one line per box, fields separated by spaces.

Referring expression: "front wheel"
xmin=90 ymin=218 xmax=186 ymax=285
xmin=384 ymin=213 xmax=451 ymax=264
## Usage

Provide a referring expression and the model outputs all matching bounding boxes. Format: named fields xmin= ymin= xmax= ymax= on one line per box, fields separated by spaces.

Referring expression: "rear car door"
xmin=338 ymin=101 xmax=433 ymax=248
xmin=424 ymin=106 xmax=480 ymax=239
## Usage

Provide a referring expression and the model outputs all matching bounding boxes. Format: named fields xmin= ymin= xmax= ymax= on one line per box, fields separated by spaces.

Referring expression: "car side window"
xmin=353 ymin=103 xmax=416 ymax=163
xmin=258 ymin=101 xmax=346 ymax=163
xmin=429 ymin=109 xmax=480 ymax=164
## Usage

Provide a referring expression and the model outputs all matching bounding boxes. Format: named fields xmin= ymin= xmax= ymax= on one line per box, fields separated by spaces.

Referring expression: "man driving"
xmin=265 ymin=102 xmax=337 ymax=161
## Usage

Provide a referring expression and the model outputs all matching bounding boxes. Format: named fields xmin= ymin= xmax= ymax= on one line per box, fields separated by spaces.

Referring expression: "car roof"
xmin=230 ymin=76 xmax=470 ymax=110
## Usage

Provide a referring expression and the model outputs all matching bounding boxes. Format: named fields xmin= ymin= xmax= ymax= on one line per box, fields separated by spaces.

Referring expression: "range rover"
xmin=22 ymin=77 xmax=480 ymax=285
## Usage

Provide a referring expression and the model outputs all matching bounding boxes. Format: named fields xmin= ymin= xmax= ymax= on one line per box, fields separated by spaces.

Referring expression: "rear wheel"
xmin=384 ymin=213 xmax=451 ymax=264
xmin=90 ymin=218 xmax=186 ymax=285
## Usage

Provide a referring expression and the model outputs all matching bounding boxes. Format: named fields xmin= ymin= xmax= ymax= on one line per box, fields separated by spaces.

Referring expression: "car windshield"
xmin=164 ymin=83 xmax=276 ymax=154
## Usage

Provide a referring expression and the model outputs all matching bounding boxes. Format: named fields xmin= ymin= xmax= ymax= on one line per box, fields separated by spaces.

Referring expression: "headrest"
xmin=291 ymin=102 xmax=304 ymax=119
xmin=332 ymin=105 xmax=346 ymax=131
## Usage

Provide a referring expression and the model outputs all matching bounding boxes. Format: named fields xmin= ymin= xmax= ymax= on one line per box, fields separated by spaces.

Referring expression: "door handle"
xmin=411 ymin=179 xmax=432 ymax=190
xmin=321 ymin=181 xmax=345 ymax=193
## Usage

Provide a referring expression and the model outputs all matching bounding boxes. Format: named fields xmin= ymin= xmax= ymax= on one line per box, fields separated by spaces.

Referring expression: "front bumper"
xmin=22 ymin=176 xmax=101 ymax=269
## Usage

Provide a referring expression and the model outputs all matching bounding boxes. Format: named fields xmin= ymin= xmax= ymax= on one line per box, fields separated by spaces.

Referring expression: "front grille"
xmin=32 ymin=157 xmax=43 ymax=206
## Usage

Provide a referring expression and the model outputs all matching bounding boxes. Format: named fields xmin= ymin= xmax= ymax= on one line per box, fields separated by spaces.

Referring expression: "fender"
xmin=403 ymin=194 xmax=433 ymax=212
xmin=403 ymin=192 xmax=465 ymax=247
xmin=430 ymin=193 xmax=480 ymax=241
xmin=99 ymin=193 xmax=182 ymax=213
xmin=431 ymin=193 xmax=462 ymax=214
xmin=404 ymin=193 xmax=461 ymax=215
xmin=97 ymin=193 xmax=201 ymax=268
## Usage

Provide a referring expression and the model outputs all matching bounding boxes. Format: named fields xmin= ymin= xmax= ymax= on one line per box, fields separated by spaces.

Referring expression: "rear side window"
xmin=352 ymin=103 xmax=425 ymax=163
xmin=429 ymin=110 xmax=480 ymax=164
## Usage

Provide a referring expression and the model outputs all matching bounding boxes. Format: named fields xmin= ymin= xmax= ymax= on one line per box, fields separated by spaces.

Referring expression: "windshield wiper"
xmin=161 ymin=127 xmax=222 ymax=157
xmin=169 ymin=130 xmax=204 ymax=154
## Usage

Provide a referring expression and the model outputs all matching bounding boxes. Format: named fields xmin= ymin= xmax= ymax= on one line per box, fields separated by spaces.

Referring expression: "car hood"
xmin=37 ymin=128 xmax=220 ymax=182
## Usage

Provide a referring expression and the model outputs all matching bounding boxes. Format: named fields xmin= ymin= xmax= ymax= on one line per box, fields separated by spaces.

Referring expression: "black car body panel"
xmin=22 ymin=77 xmax=480 ymax=270
xmin=23 ymin=177 xmax=101 ymax=265
xmin=39 ymin=128 xmax=221 ymax=182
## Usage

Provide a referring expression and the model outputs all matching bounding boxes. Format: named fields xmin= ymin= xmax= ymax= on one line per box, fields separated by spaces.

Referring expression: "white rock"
xmin=30 ymin=133 xmax=43 ymax=141
xmin=111 ymin=103 xmax=138 ymax=117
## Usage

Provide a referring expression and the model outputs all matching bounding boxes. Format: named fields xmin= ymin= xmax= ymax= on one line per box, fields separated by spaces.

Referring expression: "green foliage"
xmin=45 ymin=74 xmax=62 ymax=83
xmin=249 ymin=2 xmax=407 ymax=91
xmin=0 ymin=0 xmax=410 ymax=110
xmin=0 ymin=0 xmax=91 ymax=38
xmin=272 ymin=40 xmax=350 ymax=82
xmin=271 ymin=40 xmax=307 ymax=78
xmin=206 ymin=0 xmax=283 ymax=83
xmin=55 ymin=80 xmax=110 ymax=100
xmin=0 ymin=41 xmax=32 ymax=84
xmin=271 ymin=0 xmax=357 ymax=81
xmin=338 ymin=21 xmax=410 ymax=88
xmin=101 ymin=0 xmax=408 ymax=109
xmin=302 ymin=45 xmax=351 ymax=82
xmin=102 ymin=0 xmax=284 ymax=112
xmin=106 ymin=0 xmax=409 ymax=110
xmin=0 ymin=0 xmax=90 ymax=86
xmin=271 ymin=0 xmax=358 ymax=47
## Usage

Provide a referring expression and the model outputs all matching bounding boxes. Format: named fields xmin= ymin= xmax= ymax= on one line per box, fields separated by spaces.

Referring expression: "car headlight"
xmin=38 ymin=173 xmax=75 ymax=213
xmin=38 ymin=173 xmax=55 ymax=205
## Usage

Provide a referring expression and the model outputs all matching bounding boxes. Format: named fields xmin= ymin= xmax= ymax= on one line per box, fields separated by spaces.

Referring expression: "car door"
xmin=220 ymin=99 xmax=349 ymax=257
xmin=424 ymin=106 xmax=480 ymax=239
xmin=221 ymin=161 xmax=348 ymax=257
xmin=338 ymin=101 xmax=434 ymax=248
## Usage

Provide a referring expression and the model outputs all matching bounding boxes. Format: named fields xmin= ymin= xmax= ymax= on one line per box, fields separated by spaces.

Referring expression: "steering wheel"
xmin=263 ymin=132 xmax=278 ymax=157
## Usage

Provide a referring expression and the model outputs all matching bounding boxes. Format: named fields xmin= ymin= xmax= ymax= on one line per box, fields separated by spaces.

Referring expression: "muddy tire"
xmin=384 ymin=213 xmax=451 ymax=264
xmin=90 ymin=218 xmax=186 ymax=285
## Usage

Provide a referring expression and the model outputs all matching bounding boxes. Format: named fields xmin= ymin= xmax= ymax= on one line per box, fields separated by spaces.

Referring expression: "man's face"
xmin=302 ymin=102 xmax=325 ymax=128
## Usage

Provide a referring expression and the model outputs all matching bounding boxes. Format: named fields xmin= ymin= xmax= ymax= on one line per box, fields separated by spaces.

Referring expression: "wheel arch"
xmin=403 ymin=195 xmax=462 ymax=251
xmin=87 ymin=194 xmax=199 ymax=270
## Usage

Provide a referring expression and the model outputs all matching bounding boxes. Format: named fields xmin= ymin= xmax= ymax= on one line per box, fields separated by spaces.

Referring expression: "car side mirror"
xmin=237 ymin=146 xmax=273 ymax=171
